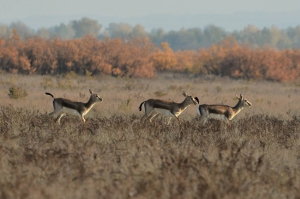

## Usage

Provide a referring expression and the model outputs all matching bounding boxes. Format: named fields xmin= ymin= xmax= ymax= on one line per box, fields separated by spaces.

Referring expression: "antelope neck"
xmin=85 ymin=96 xmax=95 ymax=108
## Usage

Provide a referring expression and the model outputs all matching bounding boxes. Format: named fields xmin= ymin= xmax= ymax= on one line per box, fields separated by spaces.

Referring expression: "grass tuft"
xmin=1 ymin=106 xmax=300 ymax=198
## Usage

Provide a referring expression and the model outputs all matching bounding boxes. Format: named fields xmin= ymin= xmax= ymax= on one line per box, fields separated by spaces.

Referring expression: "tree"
xmin=72 ymin=17 xmax=102 ymax=38
xmin=9 ymin=21 xmax=34 ymax=40
xmin=203 ymin=25 xmax=227 ymax=47
xmin=151 ymin=42 xmax=177 ymax=71
xmin=130 ymin=24 xmax=147 ymax=38
xmin=286 ymin=26 xmax=300 ymax=48
xmin=48 ymin=23 xmax=75 ymax=40
xmin=104 ymin=23 xmax=133 ymax=39
xmin=37 ymin=28 xmax=50 ymax=39
xmin=0 ymin=24 xmax=8 ymax=38
xmin=149 ymin=28 xmax=165 ymax=46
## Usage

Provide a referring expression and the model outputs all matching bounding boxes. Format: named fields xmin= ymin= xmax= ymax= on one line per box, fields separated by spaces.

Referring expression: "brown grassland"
xmin=1 ymin=73 xmax=300 ymax=198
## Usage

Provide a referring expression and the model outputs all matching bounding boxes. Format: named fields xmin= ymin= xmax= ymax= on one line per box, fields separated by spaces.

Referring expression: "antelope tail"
xmin=139 ymin=101 xmax=145 ymax=111
xmin=45 ymin=92 xmax=54 ymax=98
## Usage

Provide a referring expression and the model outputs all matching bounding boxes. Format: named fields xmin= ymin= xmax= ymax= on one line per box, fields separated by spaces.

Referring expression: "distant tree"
xmin=104 ymin=23 xmax=133 ymax=39
xmin=203 ymin=25 xmax=227 ymax=47
xmin=177 ymin=28 xmax=203 ymax=50
xmin=149 ymin=28 xmax=165 ymax=46
xmin=9 ymin=29 xmax=22 ymax=45
xmin=276 ymin=33 xmax=292 ymax=49
xmin=0 ymin=24 xmax=8 ymax=38
xmin=256 ymin=27 xmax=273 ymax=47
xmin=157 ymin=25 xmax=226 ymax=50
xmin=71 ymin=17 xmax=101 ymax=38
xmin=189 ymin=28 xmax=206 ymax=48
xmin=286 ymin=26 xmax=300 ymax=48
xmin=129 ymin=24 xmax=147 ymax=38
xmin=9 ymin=21 xmax=34 ymax=40
xmin=266 ymin=26 xmax=282 ymax=48
xmin=48 ymin=23 xmax=75 ymax=40
xmin=37 ymin=28 xmax=50 ymax=39
xmin=232 ymin=25 xmax=260 ymax=48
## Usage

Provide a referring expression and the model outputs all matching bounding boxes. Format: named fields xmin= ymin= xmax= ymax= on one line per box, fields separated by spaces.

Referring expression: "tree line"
xmin=1 ymin=17 xmax=300 ymax=50
xmin=1 ymin=30 xmax=300 ymax=82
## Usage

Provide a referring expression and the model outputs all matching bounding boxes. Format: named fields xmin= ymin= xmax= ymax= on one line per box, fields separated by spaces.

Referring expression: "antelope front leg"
xmin=175 ymin=117 xmax=182 ymax=125
xmin=148 ymin=113 xmax=158 ymax=123
xmin=167 ymin=117 xmax=172 ymax=125
xmin=56 ymin=113 xmax=66 ymax=125
xmin=81 ymin=115 xmax=86 ymax=123
xmin=200 ymin=117 xmax=207 ymax=126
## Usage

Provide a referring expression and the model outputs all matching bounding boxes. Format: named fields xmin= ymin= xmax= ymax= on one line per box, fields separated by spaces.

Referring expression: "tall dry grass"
xmin=1 ymin=73 xmax=300 ymax=198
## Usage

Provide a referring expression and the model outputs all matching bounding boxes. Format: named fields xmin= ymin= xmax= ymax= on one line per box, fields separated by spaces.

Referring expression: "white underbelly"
xmin=153 ymin=108 xmax=174 ymax=117
xmin=62 ymin=107 xmax=80 ymax=116
xmin=207 ymin=113 xmax=227 ymax=121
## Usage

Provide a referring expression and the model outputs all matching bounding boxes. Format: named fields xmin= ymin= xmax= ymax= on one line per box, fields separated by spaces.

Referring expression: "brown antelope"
xmin=139 ymin=91 xmax=199 ymax=125
xmin=197 ymin=94 xmax=252 ymax=125
xmin=45 ymin=89 xmax=102 ymax=124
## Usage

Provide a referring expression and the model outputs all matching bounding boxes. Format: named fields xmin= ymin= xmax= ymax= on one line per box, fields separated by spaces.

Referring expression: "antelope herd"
xmin=46 ymin=90 xmax=252 ymax=125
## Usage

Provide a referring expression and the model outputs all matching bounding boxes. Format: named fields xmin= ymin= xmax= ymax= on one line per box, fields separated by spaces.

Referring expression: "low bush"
xmin=8 ymin=85 xmax=28 ymax=99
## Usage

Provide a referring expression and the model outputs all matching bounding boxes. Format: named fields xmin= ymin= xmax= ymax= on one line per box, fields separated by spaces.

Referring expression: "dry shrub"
xmin=8 ymin=85 xmax=28 ymax=99
xmin=118 ymin=98 xmax=132 ymax=112
xmin=154 ymin=90 xmax=168 ymax=97
xmin=40 ymin=76 xmax=56 ymax=89
xmin=1 ymin=105 xmax=300 ymax=198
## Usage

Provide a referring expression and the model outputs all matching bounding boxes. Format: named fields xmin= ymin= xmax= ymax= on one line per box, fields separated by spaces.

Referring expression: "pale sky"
xmin=0 ymin=0 xmax=300 ymax=30
xmin=1 ymin=0 xmax=299 ymax=18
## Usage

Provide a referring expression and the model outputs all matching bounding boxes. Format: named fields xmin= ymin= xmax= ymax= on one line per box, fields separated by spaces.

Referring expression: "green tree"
xmin=129 ymin=24 xmax=147 ymax=37
xmin=48 ymin=23 xmax=75 ymax=40
xmin=203 ymin=25 xmax=227 ymax=47
xmin=37 ymin=28 xmax=50 ymax=39
xmin=149 ymin=28 xmax=165 ymax=46
xmin=104 ymin=23 xmax=133 ymax=39
xmin=0 ymin=24 xmax=8 ymax=38
xmin=286 ymin=26 xmax=300 ymax=48
xmin=72 ymin=17 xmax=102 ymax=38
xmin=9 ymin=21 xmax=34 ymax=39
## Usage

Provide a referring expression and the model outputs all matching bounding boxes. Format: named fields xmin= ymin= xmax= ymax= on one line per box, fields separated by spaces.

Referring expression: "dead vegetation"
xmin=0 ymin=74 xmax=300 ymax=198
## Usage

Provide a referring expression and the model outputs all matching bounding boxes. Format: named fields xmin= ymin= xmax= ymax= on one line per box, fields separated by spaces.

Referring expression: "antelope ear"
xmin=240 ymin=94 xmax=243 ymax=99
xmin=89 ymin=89 xmax=93 ymax=94
xmin=236 ymin=95 xmax=240 ymax=99
xmin=195 ymin=97 xmax=200 ymax=104
xmin=182 ymin=91 xmax=187 ymax=97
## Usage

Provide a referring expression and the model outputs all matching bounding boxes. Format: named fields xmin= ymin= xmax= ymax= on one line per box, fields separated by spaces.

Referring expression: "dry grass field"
xmin=1 ymin=73 xmax=300 ymax=198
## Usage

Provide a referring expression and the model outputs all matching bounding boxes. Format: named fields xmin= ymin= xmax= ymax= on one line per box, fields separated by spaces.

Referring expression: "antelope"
xmin=197 ymin=94 xmax=252 ymax=125
xmin=139 ymin=91 xmax=199 ymax=125
xmin=45 ymin=89 xmax=102 ymax=124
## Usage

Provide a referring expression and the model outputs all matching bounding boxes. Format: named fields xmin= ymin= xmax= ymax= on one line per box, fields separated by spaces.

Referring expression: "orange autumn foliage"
xmin=0 ymin=31 xmax=300 ymax=82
